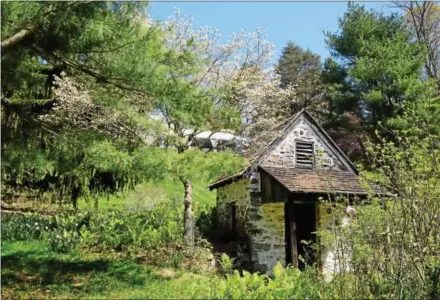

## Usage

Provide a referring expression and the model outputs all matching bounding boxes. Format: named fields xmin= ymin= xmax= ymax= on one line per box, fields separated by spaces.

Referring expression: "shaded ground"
xmin=1 ymin=241 xmax=212 ymax=299
xmin=1 ymin=180 xmax=221 ymax=299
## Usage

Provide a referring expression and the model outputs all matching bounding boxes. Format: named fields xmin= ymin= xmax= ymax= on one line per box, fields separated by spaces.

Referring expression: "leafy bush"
xmin=46 ymin=212 xmax=87 ymax=252
xmin=195 ymin=205 xmax=218 ymax=239
xmin=312 ymin=107 xmax=440 ymax=299
xmin=426 ymin=256 xmax=440 ymax=300
xmin=184 ymin=263 xmax=326 ymax=299
xmin=47 ymin=228 xmax=81 ymax=253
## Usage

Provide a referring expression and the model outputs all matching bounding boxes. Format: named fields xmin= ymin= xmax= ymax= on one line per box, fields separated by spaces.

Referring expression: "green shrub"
xmin=426 ymin=256 xmax=440 ymax=300
xmin=190 ymin=263 xmax=324 ymax=299
xmin=171 ymin=251 xmax=184 ymax=268
xmin=47 ymin=227 xmax=81 ymax=253
xmin=46 ymin=212 xmax=87 ymax=252
xmin=195 ymin=205 xmax=218 ymax=239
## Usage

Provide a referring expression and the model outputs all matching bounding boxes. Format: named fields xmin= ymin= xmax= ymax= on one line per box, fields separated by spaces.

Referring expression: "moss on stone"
xmin=261 ymin=202 xmax=285 ymax=236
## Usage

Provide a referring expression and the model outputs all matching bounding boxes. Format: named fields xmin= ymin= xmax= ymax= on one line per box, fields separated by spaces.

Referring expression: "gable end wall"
xmin=261 ymin=115 xmax=347 ymax=171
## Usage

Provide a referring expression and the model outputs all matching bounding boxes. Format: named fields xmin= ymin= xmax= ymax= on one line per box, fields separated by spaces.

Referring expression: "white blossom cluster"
xmin=43 ymin=74 xmax=134 ymax=139
xmin=232 ymin=68 xmax=298 ymax=160
xmin=159 ymin=9 xmax=298 ymax=157
xmin=44 ymin=11 xmax=298 ymax=151
xmin=161 ymin=9 xmax=275 ymax=89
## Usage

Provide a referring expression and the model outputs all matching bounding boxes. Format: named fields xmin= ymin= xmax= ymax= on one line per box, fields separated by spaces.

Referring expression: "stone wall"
xmin=261 ymin=116 xmax=346 ymax=170
xmin=216 ymin=173 xmax=357 ymax=275
xmin=216 ymin=172 xmax=286 ymax=273
xmin=216 ymin=178 xmax=251 ymax=234
xmin=248 ymin=201 xmax=286 ymax=273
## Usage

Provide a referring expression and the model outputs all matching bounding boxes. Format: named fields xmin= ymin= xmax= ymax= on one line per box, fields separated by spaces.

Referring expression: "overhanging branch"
xmin=1 ymin=27 xmax=34 ymax=55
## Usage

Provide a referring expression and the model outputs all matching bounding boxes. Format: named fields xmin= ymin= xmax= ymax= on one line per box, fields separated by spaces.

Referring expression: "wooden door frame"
xmin=285 ymin=199 xmax=298 ymax=268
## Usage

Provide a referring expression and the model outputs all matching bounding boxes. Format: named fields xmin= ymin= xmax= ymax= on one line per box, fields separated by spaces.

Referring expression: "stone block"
xmin=253 ymin=243 xmax=272 ymax=252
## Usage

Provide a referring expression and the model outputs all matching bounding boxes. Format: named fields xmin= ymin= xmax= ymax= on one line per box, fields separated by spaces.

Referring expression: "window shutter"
xmin=295 ymin=140 xmax=314 ymax=167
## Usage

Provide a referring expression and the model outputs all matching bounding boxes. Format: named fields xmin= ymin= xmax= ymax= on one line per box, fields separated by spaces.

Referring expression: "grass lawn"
xmin=79 ymin=180 xmax=216 ymax=211
xmin=1 ymin=240 xmax=215 ymax=299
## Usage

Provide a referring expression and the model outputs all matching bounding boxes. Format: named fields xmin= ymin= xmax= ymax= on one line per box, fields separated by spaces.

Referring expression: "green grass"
xmin=79 ymin=180 xmax=216 ymax=211
xmin=2 ymin=179 xmax=219 ymax=298
xmin=1 ymin=240 xmax=213 ymax=299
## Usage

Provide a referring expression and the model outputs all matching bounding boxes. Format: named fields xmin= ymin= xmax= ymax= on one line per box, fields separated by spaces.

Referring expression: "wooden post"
xmin=285 ymin=200 xmax=298 ymax=268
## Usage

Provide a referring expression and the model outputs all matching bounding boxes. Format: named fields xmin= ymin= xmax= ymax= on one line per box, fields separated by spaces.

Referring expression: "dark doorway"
xmin=231 ymin=203 xmax=237 ymax=238
xmin=285 ymin=198 xmax=317 ymax=270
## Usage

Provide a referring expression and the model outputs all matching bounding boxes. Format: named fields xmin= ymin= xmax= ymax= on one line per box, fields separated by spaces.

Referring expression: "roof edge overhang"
xmin=208 ymin=168 xmax=248 ymax=190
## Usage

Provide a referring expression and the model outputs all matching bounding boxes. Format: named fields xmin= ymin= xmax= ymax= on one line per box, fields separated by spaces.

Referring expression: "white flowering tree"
xmin=158 ymin=9 xmax=298 ymax=158
xmin=230 ymin=68 xmax=297 ymax=161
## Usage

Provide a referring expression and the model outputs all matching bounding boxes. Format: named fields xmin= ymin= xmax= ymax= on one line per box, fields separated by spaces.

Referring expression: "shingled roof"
xmin=259 ymin=166 xmax=368 ymax=195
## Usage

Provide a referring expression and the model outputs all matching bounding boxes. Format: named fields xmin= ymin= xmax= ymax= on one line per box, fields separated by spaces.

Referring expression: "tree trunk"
xmin=182 ymin=178 xmax=194 ymax=247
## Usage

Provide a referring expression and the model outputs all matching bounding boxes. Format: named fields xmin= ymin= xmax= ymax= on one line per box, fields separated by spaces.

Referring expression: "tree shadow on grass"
xmin=2 ymin=252 xmax=110 ymax=286
xmin=2 ymin=250 xmax=164 ymax=293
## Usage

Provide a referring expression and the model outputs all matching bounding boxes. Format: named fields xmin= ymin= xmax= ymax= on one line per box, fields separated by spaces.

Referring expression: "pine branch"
xmin=1 ymin=2 xmax=86 ymax=55
xmin=1 ymin=28 xmax=34 ymax=54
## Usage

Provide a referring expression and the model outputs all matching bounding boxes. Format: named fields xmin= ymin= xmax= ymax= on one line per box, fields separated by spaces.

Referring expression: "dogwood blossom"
xmin=44 ymin=74 xmax=138 ymax=139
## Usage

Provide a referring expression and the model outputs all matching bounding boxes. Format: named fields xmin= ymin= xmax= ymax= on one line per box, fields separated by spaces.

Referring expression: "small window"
xmin=295 ymin=140 xmax=314 ymax=168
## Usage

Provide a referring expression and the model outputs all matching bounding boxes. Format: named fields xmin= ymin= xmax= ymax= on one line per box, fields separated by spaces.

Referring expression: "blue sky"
xmin=149 ymin=1 xmax=398 ymax=64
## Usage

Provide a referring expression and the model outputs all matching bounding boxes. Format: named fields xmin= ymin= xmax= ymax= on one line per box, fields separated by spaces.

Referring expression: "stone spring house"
xmin=209 ymin=109 xmax=375 ymax=274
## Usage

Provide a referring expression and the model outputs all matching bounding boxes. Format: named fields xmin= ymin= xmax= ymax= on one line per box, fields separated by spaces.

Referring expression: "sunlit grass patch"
xmin=79 ymin=180 xmax=216 ymax=211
